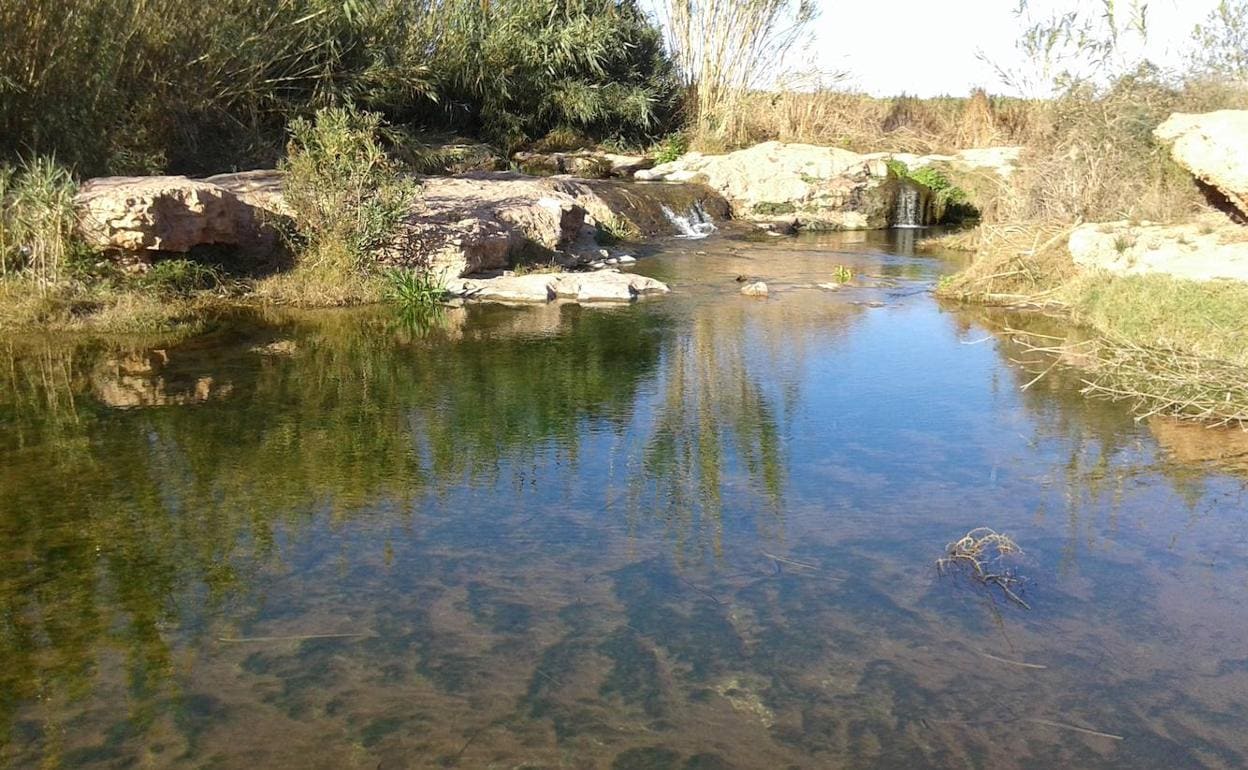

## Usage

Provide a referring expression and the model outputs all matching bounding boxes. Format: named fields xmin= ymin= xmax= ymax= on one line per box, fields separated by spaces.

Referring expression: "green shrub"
xmin=140 ymin=259 xmax=223 ymax=296
xmin=0 ymin=0 xmax=678 ymax=175
xmin=280 ymin=107 xmax=418 ymax=273
xmin=653 ymin=133 xmax=689 ymax=165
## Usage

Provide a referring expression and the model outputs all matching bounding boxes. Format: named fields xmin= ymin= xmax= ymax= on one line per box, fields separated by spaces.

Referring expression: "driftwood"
xmin=936 ymin=528 xmax=1031 ymax=609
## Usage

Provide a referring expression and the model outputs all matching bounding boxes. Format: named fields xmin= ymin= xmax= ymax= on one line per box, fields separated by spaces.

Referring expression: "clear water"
xmin=3 ymin=230 xmax=1248 ymax=769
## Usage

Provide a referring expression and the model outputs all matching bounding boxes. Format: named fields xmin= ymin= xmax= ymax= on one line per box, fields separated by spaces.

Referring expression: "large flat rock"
xmin=75 ymin=176 xmax=273 ymax=254
xmin=1069 ymin=217 xmax=1248 ymax=282
xmin=450 ymin=269 xmax=669 ymax=304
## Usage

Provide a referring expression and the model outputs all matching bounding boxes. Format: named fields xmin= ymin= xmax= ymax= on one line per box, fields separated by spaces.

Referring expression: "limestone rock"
xmin=513 ymin=151 xmax=655 ymax=179
xmin=1068 ymin=217 xmax=1248 ymax=282
xmin=740 ymin=281 xmax=769 ymax=297
xmin=1156 ymin=111 xmax=1248 ymax=218
xmin=75 ymin=176 xmax=269 ymax=253
xmin=884 ymin=147 xmax=1022 ymax=179
xmin=450 ymin=270 xmax=669 ymax=304
xmin=635 ymin=142 xmax=909 ymax=230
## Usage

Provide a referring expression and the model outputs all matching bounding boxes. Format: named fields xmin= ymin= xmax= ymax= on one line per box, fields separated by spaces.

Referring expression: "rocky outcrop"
xmin=1156 ymin=111 xmax=1248 ymax=219
xmin=1068 ymin=217 xmax=1248 ymax=282
xmin=512 ymin=151 xmax=654 ymax=179
xmin=74 ymin=170 xmax=730 ymax=281
xmin=75 ymin=176 xmax=279 ymax=254
xmin=392 ymin=173 xmax=727 ymax=280
xmin=635 ymin=142 xmax=909 ymax=230
xmin=449 ymin=269 xmax=669 ymax=304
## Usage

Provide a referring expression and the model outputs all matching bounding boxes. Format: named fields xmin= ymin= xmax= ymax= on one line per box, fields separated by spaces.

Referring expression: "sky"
xmin=787 ymin=0 xmax=1226 ymax=96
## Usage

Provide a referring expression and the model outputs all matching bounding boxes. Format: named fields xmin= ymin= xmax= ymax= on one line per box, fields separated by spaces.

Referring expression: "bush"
xmin=280 ymin=107 xmax=418 ymax=273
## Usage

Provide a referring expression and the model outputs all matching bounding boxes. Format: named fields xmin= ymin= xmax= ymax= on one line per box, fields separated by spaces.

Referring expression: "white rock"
xmin=740 ymin=281 xmax=769 ymax=297
xmin=1156 ymin=111 xmax=1248 ymax=218
xmin=1068 ymin=218 xmax=1248 ymax=282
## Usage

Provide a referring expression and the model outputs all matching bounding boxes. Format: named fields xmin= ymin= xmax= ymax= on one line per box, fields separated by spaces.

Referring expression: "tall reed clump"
xmin=0 ymin=159 xmax=82 ymax=292
xmin=1 ymin=0 xmax=678 ymax=176
xmin=428 ymin=0 xmax=680 ymax=151
xmin=659 ymin=0 xmax=816 ymax=149
xmin=280 ymin=106 xmax=418 ymax=277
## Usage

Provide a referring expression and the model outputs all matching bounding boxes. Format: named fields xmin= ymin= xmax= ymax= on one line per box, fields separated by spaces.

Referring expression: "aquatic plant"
xmin=830 ymin=264 xmax=853 ymax=284
xmin=381 ymin=267 xmax=445 ymax=308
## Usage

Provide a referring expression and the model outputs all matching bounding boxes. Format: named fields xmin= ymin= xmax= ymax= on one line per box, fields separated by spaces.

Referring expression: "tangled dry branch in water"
xmin=936 ymin=528 xmax=1030 ymax=609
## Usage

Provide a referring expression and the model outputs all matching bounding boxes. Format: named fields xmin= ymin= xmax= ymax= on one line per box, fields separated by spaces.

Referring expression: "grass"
xmin=939 ymin=224 xmax=1248 ymax=425
xmin=0 ymin=158 xmax=83 ymax=287
xmin=381 ymin=268 xmax=445 ymax=308
xmin=595 ymin=214 xmax=642 ymax=245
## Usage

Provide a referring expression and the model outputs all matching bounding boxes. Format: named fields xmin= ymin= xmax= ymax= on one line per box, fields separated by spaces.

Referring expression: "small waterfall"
xmin=660 ymin=202 xmax=717 ymax=239
xmin=893 ymin=181 xmax=925 ymax=229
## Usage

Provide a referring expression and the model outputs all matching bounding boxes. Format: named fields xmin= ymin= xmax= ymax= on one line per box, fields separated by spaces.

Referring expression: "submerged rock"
xmin=1156 ymin=111 xmax=1248 ymax=219
xmin=1069 ymin=217 xmax=1248 ymax=282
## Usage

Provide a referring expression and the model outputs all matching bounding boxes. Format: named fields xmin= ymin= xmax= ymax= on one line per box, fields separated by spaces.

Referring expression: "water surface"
xmin=3 ymin=230 xmax=1247 ymax=769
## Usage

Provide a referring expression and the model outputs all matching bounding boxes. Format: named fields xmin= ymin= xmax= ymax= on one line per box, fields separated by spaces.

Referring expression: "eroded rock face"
xmin=1069 ymin=217 xmax=1248 ymax=282
xmin=75 ymin=176 xmax=272 ymax=254
xmin=1156 ymin=111 xmax=1248 ymax=218
xmin=636 ymin=142 xmax=903 ymax=230
xmin=449 ymin=269 xmax=669 ymax=304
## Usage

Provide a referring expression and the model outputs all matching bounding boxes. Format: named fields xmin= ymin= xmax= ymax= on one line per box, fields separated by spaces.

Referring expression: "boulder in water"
xmin=451 ymin=269 xmax=669 ymax=304
xmin=740 ymin=281 xmax=769 ymax=297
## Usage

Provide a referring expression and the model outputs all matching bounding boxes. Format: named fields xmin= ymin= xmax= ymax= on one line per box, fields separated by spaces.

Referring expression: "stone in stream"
xmin=740 ymin=281 xmax=769 ymax=297
xmin=637 ymin=141 xmax=1018 ymax=231
xmin=450 ymin=270 xmax=669 ymax=304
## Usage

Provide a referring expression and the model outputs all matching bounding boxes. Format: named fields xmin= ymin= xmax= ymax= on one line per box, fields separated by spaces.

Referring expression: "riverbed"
xmin=2 ymin=230 xmax=1246 ymax=769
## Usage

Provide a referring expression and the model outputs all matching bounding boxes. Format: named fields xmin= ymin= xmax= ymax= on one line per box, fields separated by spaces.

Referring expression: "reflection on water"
xmin=2 ymin=231 xmax=1247 ymax=769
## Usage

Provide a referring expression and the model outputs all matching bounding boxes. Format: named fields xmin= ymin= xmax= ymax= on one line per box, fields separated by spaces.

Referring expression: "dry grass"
xmin=935 ymin=224 xmax=1078 ymax=306
xmin=699 ymin=88 xmax=1048 ymax=154
xmin=0 ymin=277 xmax=214 ymax=334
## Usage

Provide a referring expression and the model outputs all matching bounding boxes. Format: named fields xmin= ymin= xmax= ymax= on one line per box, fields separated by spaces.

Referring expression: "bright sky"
xmin=785 ymin=0 xmax=1225 ymax=96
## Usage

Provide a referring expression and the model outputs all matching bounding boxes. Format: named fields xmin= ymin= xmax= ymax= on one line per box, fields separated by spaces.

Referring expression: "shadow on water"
xmin=2 ymin=231 xmax=1248 ymax=769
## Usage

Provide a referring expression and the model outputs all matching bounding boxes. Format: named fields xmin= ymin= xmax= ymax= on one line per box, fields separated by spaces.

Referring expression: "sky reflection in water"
xmin=1 ymin=230 xmax=1247 ymax=769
